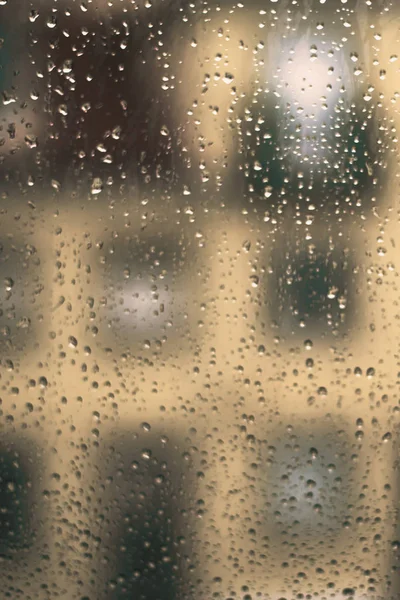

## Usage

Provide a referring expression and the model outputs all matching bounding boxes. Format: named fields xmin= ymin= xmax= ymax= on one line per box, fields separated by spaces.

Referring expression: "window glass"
xmin=0 ymin=0 xmax=399 ymax=599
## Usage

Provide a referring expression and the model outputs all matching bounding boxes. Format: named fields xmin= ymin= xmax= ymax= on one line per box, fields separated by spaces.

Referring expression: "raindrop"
xmin=91 ymin=178 xmax=103 ymax=195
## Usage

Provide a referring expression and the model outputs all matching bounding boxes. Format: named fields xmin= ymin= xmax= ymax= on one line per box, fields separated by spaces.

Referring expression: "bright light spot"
xmin=276 ymin=39 xmax=349 ymax=113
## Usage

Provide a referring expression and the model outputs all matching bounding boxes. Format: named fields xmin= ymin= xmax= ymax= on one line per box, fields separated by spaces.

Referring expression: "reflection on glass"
xmin=91 ymin=233 xmax=192 ymax=349
xmin=98 ymin=429 xmax=194 ymax=600
xmin=0 ymin=239 xmax=42 ymax=352
xmin=35 ymin=2 xmax=181 ymax=187
xmin=0 ymin=439 xmax=40 ymax=555
xmin=259 ymin=425 xmax=354 ymax=540
xmin=266 ymin=241 xmax=355 ymax=338
xmin=243 ymin=4 xmax=382 ymax=215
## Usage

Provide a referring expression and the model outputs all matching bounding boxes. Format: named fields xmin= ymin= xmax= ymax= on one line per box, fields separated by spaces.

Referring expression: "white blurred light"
xmin=270 ymin=35 xmax=356 ymax=168
xmin=277 ymin=39 xmax=344 ymax=113
xmin=107 ymin=277 xmax=187 ymax=337
xmin=121 ymin=281 xmax=175 ymax=323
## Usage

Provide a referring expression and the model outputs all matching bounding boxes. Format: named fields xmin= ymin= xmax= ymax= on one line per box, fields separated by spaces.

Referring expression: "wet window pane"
xmin=0 ymin=0 xmax=399 ymax=598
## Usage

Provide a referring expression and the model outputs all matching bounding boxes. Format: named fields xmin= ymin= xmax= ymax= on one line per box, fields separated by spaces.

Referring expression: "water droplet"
xmin=250 ymin=275 xmax=259 ymax=288
xmin=222 ymin=72 xmax=234 ymax=84
xmin=51 ymin=179 xmax=61 ymax=191
xmin=25 ymin=135 xmax=38 ymax=149
xmin=91 ymin=178 xmax=103 ymax=195
xmin=4 ymin=277 xmax=14 ymax=291
xmin=46 ymin=16 xmax=57 ymax=28
xmin=112 ymin=125 xmax=121 ymax=140
xmin=29 ymin=10 xmax=39 ymax=22
xmin=68 ymin=336 xmax=78 ymax=348
xmin=2 ymin=91 xmax=16 ymax=106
